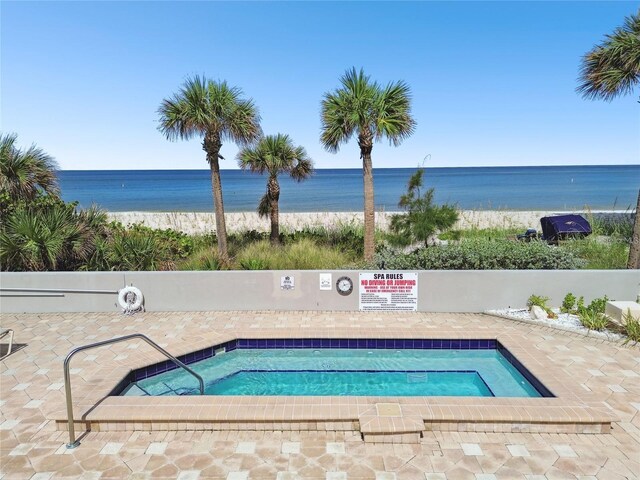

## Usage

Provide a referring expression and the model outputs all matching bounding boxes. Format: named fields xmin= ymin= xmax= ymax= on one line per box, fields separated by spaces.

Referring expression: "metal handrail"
xmin=63 ymin=333 xmax=204 ymax=449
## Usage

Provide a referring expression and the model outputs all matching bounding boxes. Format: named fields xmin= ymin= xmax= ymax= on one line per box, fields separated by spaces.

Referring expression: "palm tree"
xmin=238 ymin=134 xmax=313 ymax=244
xmin=320 ymin=68 xmax=416 ymax=261
xmin=0 ymin=133 xmax=60 ymax=203
xmin=577 ymin=11 xmax=640 ymax=269
xmin=0 ymin=202 xmax=107 ymax=271
xmin=158 ymin=76 xmax=261 ymax=263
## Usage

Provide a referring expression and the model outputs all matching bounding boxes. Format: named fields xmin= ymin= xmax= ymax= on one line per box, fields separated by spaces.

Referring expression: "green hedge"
xmin=371 ymin=239 xmax=585 ymax=270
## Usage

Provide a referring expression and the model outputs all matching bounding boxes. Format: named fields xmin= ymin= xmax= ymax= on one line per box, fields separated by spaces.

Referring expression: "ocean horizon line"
xmin=58 ymin=164 xmax=636 ymax=172
xmin=58 ymin=165 xmax=639 ymax=213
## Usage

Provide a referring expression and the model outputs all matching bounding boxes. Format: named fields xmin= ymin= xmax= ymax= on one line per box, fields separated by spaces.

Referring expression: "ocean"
xmin=58 ymin=165 xmax=639 ymax=212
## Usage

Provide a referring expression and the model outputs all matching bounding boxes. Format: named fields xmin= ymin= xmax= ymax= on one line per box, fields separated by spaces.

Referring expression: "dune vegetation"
xmin=1 ymin=134 xmax=632 ymax=272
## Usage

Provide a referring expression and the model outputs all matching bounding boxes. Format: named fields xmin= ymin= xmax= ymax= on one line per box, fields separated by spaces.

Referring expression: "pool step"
xmin=52 ymin=397 xmax=614 ymax=437
xmin=359 ymin=416 xmax=425 ymax=444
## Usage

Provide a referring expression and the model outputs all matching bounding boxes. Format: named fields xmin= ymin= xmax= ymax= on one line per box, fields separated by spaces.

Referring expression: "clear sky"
xmin=2 ymin=1 xmax=638 ymax=170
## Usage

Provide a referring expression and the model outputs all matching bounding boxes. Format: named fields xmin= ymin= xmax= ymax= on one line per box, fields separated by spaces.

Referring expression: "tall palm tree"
xmin=158 ymin=76 xmax=262 ymax=263
xmin=238 ymin=134 xmax=313 ymax=244
xmin=577 ymin=11 xmax=640 ymax=269
xmin=0 ymin=133 xmax=60 ymax=203
xmin=320 ymin=68 xmax=416 ymax=261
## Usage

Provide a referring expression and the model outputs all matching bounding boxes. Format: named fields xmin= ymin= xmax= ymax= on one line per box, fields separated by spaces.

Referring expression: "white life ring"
xmin=118 ymin=286 xmax=144 ymax=313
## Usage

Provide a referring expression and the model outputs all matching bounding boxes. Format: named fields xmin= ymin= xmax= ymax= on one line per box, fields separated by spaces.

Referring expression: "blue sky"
xmin=2 ymin=1 xmax=638 ymax=170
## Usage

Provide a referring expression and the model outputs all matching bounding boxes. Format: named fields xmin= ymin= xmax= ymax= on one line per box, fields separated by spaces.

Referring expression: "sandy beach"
xmin=107 ymin=210 xmax=632 ymax=235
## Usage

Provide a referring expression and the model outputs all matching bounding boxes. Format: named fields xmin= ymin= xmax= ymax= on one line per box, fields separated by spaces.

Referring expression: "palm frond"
xmin=158 ymin=76 xmax=261 ymax=145
xmin=320 ymin=68 xmax=416 ymax=152
xmin=577 ymin=10 xmax=640 ymax=101
xmin=0 ymin=133 xmax=59 ymax=202
xmin=257 ymin=192 xmax=271 ymax=218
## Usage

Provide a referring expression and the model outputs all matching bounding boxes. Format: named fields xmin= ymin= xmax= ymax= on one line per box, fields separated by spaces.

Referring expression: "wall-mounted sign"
xmin=280 ymin=275 xmax=295 ymax=290
xmin=359 ymin=272 xmax=418 ymax=311
xmin=319 ymin=273 xmax=332 ymax=290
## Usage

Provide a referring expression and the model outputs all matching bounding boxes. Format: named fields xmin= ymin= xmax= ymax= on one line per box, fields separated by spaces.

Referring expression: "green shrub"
xmin=577 ymin=296 xmax=585 ymax=312
xmin=369 ymin=244 xmax=421 ymax=270
xmin=622 ymin=309 xmax=640 ymax=344
xmin=578 ymin=309 xmax=609 ymax=331
xmin=575 ymin=295 xmax=611 ymax=331
xmin=369 ymin=239 xmax=584 ymax=270
xmin=439 ymin=227 xmax=521 ymax=241
xmin=1 ymin=201 xmax=107 ymax=271
xmin=115 ymin=223 xmax=194 ymax=259
xmin=586 ymin=295 xmax=609 ymax=315
xmin=561 ymin=293 xmax=577 ymax=313
xmin=106 ymin=230 xmax=167 ymax=271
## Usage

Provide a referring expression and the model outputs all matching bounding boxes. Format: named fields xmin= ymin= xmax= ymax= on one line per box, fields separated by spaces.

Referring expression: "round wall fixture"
xmin=336 ymin=276 xmax=353 ymax=296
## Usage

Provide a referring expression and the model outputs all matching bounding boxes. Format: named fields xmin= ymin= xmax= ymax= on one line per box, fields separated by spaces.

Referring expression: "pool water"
xmin=121 ymin=347 xmax=544 ymax=397
xmin=205 ymin=370 xmax=493 ymax=396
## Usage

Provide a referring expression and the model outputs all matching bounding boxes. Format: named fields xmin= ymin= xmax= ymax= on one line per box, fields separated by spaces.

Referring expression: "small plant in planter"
xmin=586 ymin=295 xmax=609 ymax=315
xmin=561 ymin=293 xmax=577 ymax=313
xmin=576 ymin=295 xmax=611 ymax=332
xmin=576 ymin=296 xmax=585 ymax=313
xmin=527 ymin=294 xmax=557 ymax=319
xmin=578 ymin=309 xmax=609 ymax=331
xmin=622 ymin=309 xmax=640 ymax=344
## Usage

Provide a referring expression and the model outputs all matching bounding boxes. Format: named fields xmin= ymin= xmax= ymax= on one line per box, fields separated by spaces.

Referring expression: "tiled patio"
xmin=1 ymin=311 xmax=638 ymax=479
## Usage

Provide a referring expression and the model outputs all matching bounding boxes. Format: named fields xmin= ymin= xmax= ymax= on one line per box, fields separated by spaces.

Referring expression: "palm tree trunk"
xmin=268 ymin=175 xmax=280 ymax=245
xmin=359 ymin=132 xmax=375 ymax=261
xmin=204 ymin=134 xmax=229 ymax=264
xmin=627 ymin=189 xmax=640 ymax=269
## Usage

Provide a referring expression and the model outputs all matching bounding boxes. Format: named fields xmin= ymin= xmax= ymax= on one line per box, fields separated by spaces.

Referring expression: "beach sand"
xmin=107 ymin=210 xmax=631 ymax=235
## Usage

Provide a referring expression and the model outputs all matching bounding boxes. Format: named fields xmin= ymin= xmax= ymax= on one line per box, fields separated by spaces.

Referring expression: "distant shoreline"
xmin=59 ymin=164 xmax=637 ymax=172
xmin=107 ymin=210 xmax=633 ymax=235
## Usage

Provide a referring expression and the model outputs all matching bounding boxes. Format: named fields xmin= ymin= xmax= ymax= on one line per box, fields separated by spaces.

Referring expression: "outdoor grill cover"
xmin=540 ymin=214 xmax=591 ymax=241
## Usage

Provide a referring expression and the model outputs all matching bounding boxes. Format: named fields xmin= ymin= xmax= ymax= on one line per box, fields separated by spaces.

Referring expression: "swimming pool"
xmin=115 ymin=339 xmax=552 ymax=398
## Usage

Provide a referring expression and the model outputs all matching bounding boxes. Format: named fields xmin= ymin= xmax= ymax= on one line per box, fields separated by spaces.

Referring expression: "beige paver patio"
xmin=0 ymin=311 xmax=638 ymax=479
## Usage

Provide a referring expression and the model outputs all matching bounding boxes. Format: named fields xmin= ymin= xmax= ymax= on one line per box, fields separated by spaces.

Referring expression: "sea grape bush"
xmin=585 ymin=295 xmax=609 ymax=315
xmin=371 ymin=239 xmax=583 ymax=270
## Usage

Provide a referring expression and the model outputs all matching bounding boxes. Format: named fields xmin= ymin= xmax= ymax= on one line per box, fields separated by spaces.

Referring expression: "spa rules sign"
xmin=359 ymin=272 xmax=418 ymax=311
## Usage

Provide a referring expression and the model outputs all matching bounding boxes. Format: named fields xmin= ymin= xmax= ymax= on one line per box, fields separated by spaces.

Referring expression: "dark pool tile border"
xmin=498 ymin=343 xmax=554 ymax=397
xmin=115 ymin=338 xmax=549 ymax=398
xmin=236 ymin=338 xmax=497 ymax=350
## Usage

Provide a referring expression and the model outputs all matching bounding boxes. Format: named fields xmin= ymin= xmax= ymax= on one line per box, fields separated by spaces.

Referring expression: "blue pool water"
xmin=120 ymin=347 xmax=544 ymax=398
xmin=206 ymin=370 xmax=493 ymax=396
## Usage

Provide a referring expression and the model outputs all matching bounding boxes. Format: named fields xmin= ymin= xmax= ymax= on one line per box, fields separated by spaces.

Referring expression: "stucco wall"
xmin=1 ymin=270 xmax=638 ymax=313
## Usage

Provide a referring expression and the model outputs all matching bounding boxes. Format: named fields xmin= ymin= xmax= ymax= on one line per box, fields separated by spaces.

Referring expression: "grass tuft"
xmin=236 ymin=239 xmax=352 ymax=270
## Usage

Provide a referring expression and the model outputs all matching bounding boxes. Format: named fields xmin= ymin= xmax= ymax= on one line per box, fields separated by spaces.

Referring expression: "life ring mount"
xmin=118 ymin=286 xmax=144 ymax=314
